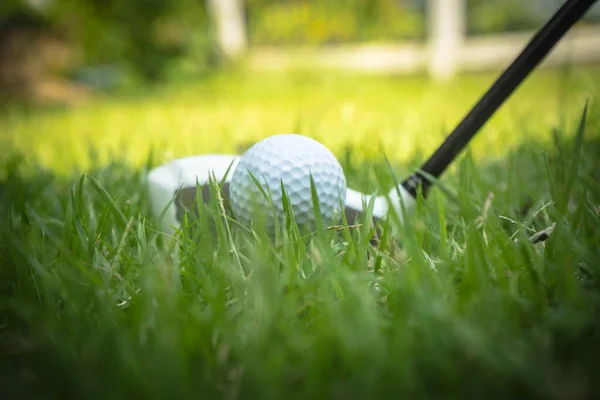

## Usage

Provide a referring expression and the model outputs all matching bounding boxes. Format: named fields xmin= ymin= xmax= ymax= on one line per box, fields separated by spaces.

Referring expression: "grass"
xmin=1 ymin=66 xmax=600 ymax=399
xmin=2 ymin=65 xmax=600 ymax=176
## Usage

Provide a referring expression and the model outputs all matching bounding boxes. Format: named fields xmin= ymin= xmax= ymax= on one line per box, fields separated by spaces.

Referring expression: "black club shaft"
xmin=402 ymin=0 xmax=598 ymax=198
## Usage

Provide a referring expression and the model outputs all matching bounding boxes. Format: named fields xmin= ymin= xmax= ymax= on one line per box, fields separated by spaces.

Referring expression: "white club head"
xmin=147 ymin=154 xmax=240 ymax=234
xmin=146 ymin=154 xmax=415 ymax=235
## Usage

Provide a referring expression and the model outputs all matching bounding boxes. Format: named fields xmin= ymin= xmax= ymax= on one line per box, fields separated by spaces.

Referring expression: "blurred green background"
xmin=1 ymin=0 xmax=600 ymax=174
xmin=2 ymin=0 xmax=600 ymax=91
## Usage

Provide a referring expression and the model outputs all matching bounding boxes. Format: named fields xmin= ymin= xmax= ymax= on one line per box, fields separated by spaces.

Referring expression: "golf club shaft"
xmin=402 ymin=0 xmax=598 ymax=197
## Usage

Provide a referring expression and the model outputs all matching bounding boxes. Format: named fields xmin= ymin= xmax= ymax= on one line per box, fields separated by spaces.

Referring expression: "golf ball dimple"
xmin=229 ymin=134 xmax=347 ymax=230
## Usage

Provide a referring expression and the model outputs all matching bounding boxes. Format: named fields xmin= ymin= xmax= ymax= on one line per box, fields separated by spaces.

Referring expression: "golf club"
xmin=401 ymin=0 xmax=598 ymax=198
xmin=147 ymin=0 xmax=597 ymax=235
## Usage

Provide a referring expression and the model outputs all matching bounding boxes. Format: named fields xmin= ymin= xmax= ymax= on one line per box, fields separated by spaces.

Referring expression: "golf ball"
xmin=230 ymin=134 xmax=347 ymax=230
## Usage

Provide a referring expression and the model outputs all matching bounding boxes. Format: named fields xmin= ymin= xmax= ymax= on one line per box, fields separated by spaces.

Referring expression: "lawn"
xmin=1 ymin=66 xmax=600 ymax=399
xmin=2 ymin=65 xmax=600 ymax=176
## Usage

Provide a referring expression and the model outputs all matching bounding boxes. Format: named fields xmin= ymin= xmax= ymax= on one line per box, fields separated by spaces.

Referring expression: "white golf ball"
xmin=229 ymin=134 xmax=347 ymax=230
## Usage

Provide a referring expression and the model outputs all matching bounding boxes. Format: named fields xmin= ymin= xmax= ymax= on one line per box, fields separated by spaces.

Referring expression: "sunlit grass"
xmin=2 ymin=66 xmax=599 ymax=176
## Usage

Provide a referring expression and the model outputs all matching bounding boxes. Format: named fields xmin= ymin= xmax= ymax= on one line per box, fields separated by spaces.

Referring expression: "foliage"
xmin=0 ymin=0 xmax=216 ymax=85
xmin=3 ymin=0 xmax=600 ymax=90
xmin=247 ymin=0 xmax=600 ymax=45
xmin=467 ymin=0 xmax=600 ymax=35
xmin=246 ymin=0 xmax=425 ymax=45
xmin=467 ymin=0 xmax=543 ymax=35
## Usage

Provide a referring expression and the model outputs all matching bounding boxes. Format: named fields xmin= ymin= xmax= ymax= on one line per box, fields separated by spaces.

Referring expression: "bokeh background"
xmin=1 ymin=0 xmax=600 ymax=176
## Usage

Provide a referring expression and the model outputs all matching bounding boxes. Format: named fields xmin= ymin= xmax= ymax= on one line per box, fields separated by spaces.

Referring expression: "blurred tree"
xmin=466 ymin=0 xmax=539 ymax=34
xmin=244 ymin=0 xmax=600 ymax=45
xmin=0 ymin=0 xmax=72 ymax=101
xmin=1 ymin=0 xmax=217 ymax=91
xmin=2 ymin=0 xmax=597 ymax=98
xmin=49 ymin=0 xmax=214 ymax=83
xmin=245 ymin=0 xmax=425 ymax=45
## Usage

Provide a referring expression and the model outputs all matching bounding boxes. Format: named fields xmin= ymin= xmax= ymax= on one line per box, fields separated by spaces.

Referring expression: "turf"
xmin=2 ymin=66 xmax=600 ymax=176
xmin=1 ymin=67 xmax=600 ymax=399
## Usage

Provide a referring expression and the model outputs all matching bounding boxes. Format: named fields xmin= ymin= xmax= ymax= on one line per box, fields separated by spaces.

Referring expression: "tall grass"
xmin=1 ymin=68 xmax=600 ymax=399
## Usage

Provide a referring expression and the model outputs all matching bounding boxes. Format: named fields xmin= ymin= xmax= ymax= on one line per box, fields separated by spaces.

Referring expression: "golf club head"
xmin=147 ymin=153 xmax=416 ymax=235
